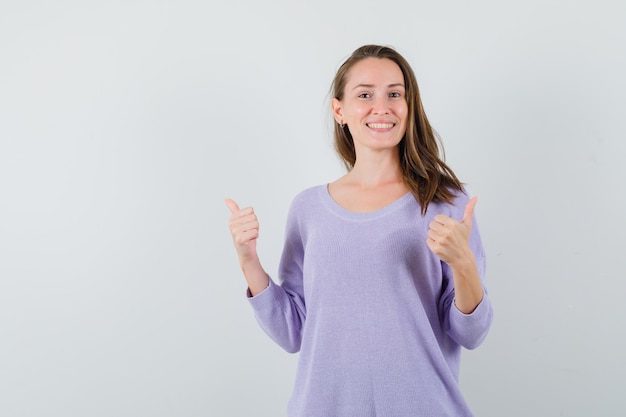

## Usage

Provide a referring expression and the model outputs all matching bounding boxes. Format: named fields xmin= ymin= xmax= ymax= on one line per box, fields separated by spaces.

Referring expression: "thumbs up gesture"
xmin=225 ymin=198 xmax=260 ymax=264
xmin=225 ymin=198 xmax=270 ymax=296
xmin=426 ymin=197 xmax=477 ymax=267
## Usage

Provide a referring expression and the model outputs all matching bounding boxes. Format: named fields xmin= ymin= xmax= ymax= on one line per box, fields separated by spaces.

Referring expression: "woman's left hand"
xmin=426 ymin=197 xmax=477 ymax=268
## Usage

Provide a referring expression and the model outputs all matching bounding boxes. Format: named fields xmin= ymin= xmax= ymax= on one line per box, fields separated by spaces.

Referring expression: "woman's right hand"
xmin=225 ymin=198 xmax=259 ymax=264
xmin=225 ymin=198 xmax=269 ymax=296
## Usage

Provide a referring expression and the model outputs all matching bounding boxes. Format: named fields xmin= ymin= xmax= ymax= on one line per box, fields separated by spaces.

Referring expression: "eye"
xmin=389 ymin=92 xmax=402 ymax=98
xmin=358 ymin=92 xmax=371 ymax=99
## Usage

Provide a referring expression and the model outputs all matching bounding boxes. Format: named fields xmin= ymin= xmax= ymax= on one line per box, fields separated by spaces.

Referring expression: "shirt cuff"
xmin=245 ymin=276 xmax=273 ymax=299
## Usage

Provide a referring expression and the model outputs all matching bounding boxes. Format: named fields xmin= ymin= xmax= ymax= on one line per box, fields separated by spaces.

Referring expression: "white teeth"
xmin=368 ymin=123 xmax=394 ymax=129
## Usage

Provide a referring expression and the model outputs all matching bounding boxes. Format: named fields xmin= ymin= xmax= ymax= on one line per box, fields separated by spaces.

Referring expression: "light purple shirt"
xmin=249 ymin=185 xmax=493 ymax=417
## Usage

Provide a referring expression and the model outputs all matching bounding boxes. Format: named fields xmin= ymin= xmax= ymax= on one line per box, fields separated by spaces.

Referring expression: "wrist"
xmin=448 ymin=249 xmax=476 ymax=275
xmin=240 ymin=257 xmax=269 ymax=297
xmin=239 ymin=253 xmax=260 ymax=270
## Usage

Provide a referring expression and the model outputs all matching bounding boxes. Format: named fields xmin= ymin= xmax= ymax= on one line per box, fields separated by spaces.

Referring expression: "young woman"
xmin=226 ymin=44 xmax=493 ymax=417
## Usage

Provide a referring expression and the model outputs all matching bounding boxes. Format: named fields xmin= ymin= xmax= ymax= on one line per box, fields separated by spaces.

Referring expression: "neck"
xmin=347 ymin=148 xmax=404 ymax=189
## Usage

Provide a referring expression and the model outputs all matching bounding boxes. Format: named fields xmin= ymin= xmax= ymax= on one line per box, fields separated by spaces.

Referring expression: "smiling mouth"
xmin=366 ymin=123 xmax=395 ymax=129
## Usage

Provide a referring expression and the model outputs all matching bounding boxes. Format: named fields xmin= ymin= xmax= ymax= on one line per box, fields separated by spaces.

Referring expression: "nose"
xmin=372 ymin=95 xmax=390 ymax=115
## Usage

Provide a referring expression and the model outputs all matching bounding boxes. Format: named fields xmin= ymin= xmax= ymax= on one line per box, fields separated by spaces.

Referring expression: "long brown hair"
xmin=331 ymin=44 xmax=464 ymax=214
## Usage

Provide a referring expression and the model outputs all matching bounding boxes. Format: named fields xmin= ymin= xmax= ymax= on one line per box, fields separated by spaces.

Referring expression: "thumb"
xmin=462 ymin=196 xmax=478 ymax=225
xmin=225 ymin=198 xmax=240 ymax=214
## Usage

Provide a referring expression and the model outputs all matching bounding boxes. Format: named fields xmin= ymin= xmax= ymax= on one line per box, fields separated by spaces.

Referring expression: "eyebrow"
xmin=352 ymin=83 xmax=405 ymax=91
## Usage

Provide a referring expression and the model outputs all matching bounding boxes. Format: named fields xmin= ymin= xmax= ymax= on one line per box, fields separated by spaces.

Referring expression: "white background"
xmin=1 ymin=0 xmax=625 ymax=416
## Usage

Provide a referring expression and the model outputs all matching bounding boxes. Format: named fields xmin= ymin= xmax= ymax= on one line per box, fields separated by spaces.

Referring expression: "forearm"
xmin=240 ymin=256 xmax=270 ymax=296
xmin=247 ymin=276 xmax=305 ymax=353
xmin=449 ymin=251 xmax=484 ymax=314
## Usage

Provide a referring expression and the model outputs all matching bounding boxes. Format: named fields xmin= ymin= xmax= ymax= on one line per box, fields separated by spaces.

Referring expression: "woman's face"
xmin=333 ymin=57 xmax=408 ymax=155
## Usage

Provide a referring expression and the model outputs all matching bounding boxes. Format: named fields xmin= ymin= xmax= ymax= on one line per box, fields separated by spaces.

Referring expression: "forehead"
xmin=345 ymin=57 xmax=404 ymax=87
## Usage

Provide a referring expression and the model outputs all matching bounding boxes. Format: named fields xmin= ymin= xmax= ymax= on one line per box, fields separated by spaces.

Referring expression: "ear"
xmin=331 ymin=98 xmax=343 ymax=125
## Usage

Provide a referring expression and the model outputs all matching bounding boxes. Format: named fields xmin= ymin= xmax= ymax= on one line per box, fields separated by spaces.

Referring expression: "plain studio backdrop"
xmin=1 ymin=0 xmax=625 ymax=416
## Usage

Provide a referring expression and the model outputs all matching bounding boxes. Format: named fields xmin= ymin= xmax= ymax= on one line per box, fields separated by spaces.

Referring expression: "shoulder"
xmin=283 ymin=185 xmax=327 ymax=235
xmin=426 ymin=187 xmax=470 ymax=220
xmin=290 ymin=185 xmax=325 ymax=207
xmin=286 ymin=184 xmax=327 ymax=217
